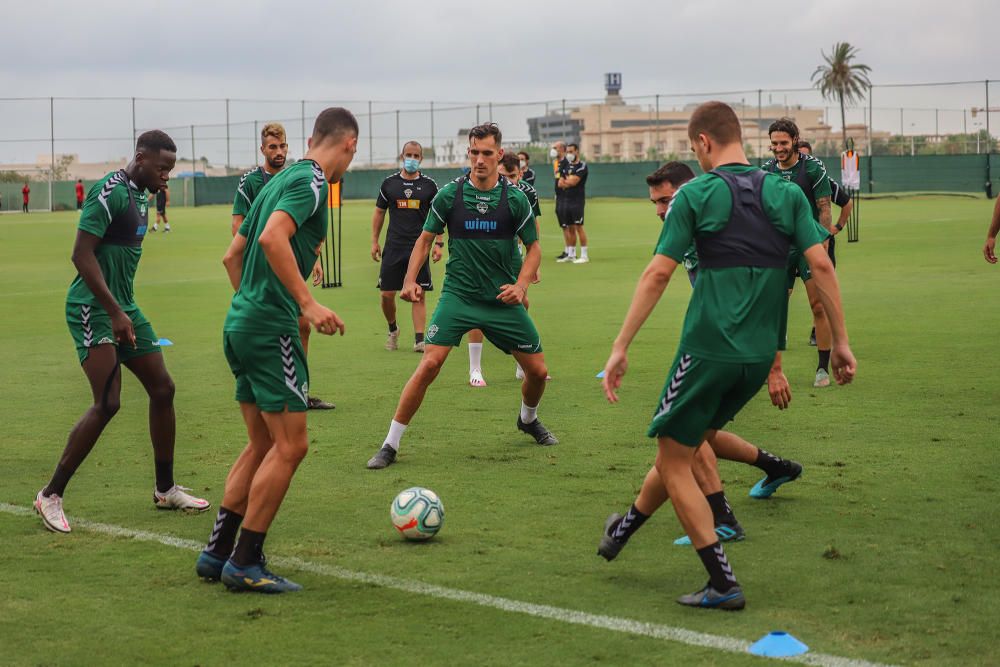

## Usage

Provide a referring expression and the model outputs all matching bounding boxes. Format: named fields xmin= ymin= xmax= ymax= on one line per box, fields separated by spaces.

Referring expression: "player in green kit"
xmin=762 ymin=119 xmax=836 ymax=388
xmin=195 ymin=108 xmax=357 ymax=593
xmin=601 ymin=102 xmax=856 ymax=610
xmin=466 ymin=152 xmax=545 ymax=386
xmin=367 ymin=123 xmax=556 ymax=470
xmin=34 ymin=130 xmax=210 ymax=534
xmin=231 ymin=122 xmax=334 ymax=410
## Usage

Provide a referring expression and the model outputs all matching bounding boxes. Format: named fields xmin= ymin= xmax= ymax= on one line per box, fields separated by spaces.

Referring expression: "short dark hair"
xmin=687 ymin=101 xmax=742 ymax=146
xmin=499 ymin=153 xmax=520 ymax=173
xmin=401 ymin=140 xmax=422 ymax=156
xmin=796 ymin=140 xmax=812 ymax=151
xmin=517 ymin=151 xmax=529 ymax=162
xmin=568 ymin=143 xmax=579 ymax=152
xmin=768 ymin=117 xmax=799 ymax=139
xmin=136 ymin=130 xmax=176 ymax=154
xmin=468 ymin=122 xmax=502 ymax=146
xmin=312 ymin=107 xmax=359 ymax=145
xmin=646 ymin=161 xmax=696 ymax=188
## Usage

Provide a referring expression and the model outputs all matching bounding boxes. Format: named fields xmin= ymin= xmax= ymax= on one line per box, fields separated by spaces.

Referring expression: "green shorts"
xmin=223 ymin=331 xmax=309 ymax=413
xmin=425 ymin=291 xmax=542 ymax=355
xmin=786 ymin=250 xmax=812 ymax=289
xmin=647 ymin=351 xmax=773 ymax=446
xmin=66 ymin=302 xmax=160 ymax=364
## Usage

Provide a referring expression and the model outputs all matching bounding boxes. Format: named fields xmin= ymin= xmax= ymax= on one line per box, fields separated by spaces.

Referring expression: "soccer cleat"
xmin=150 ymin=225 xmax=158 ymax=232
xmin=572 ymin=256 xmax=590 ymax=264
xmin=809 ymin=328 xmax=817 ymax=346
xmin=413 ymin=340 xmax=425 ymax=353
xmin=195 ymin=551 xmax=227 ymax=581
xmin=517 ymin=416 xmax=558 ymax=445
xmin=164 ymin=225 xmax=171 ymax=233
xmin=367 ymin=444 xmax=397 ymax=470
xmin=153 ymin=485 xmax=211 ymax=512
xmin=307 ymin=396 xmax=335 ymax=410
xmin=385 ymin=330 xmax=400 ymax=351
xmin=469 ymin=369 xmax=487 ymax=387
xmin=677 ymin=583 xmax=746 ymax=611
xmin=673 ymin=522 xmax=746 ymax=546
xmin=555 ymin=251 xmax=568 ymax=261
xmin=556 ymin=254 xmax=574 ymax=263
xmin=597 ymin=513 xmax=625 ymax=561
xmin=34 ymin=489 xmax=71 ymax=533
xmin=749 ymin=461 xmax=803 ymax=499
xmin=813 ymin=368 xmax=831 ymax=387
xmin=221 ymin=559 xmax=302 ymax=594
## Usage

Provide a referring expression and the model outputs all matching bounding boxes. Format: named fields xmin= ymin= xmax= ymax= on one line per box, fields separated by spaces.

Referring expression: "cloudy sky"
xmin=1 ymin=0 xmax=996 ymax=166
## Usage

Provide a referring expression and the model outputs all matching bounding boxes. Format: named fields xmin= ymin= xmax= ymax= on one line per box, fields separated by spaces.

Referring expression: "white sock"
xmin=520 ymin=401 xmax=538 ymax=424
xmin=384 ymin=420 xmax=407 ymax=451
xmin=580 ymin=246 xmax=588 ymax=259
xmin=468 ymin=343 xmax=483 ymax=374
xmin=564 ymin=245 xmax=571 ymax=255
xmin=515 ymin=361 xmax=524 ymax=375
xmin=568 ymin=246 xmax=576 ymax=258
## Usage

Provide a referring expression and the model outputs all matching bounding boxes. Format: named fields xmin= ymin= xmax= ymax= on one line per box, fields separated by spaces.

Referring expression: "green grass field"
xmin=1 ymin=195 xmax=998 ymax=666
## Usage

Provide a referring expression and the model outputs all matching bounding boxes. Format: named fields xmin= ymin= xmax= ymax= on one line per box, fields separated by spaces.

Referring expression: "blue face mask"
xmin=403 ymin=158 xmax=420 ymax=173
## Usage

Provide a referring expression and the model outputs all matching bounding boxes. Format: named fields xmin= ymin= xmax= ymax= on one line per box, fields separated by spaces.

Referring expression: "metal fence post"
xmin=49 ymin=97 xmax=54 ymax=212
xmin=430 ymin=101 xmax=435 ymax=167
xmin=225 ymin=98 xmax=231 ymax=169
xmin=190 ymin=125 xmax=197 ymax=206
xmin=655 ymin=94 xmax=660 ymax=159
xmin=301 ymin=100 xmax=306 ymax=156
xmin=131 ymin=97 xmax=136 ymax=148
xmin=986 ymin=79 xmax=992 ymax=197
xmin=254 ymin=120 xmax=259 ymax=167
xmin=757 ymin=89 xmax=762 ymax=166
xmin=368 ymin=100 xmax=374 ymax=166
xmin=395 ymin=109 xmax=400 ymax=159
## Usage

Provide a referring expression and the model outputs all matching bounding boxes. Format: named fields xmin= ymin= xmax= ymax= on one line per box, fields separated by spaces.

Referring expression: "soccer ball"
xmin=391 ymin=487 xmax=444 ymax=541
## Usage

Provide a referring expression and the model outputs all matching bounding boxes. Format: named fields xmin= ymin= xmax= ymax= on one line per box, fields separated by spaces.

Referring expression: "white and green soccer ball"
xmin=391 ymin=487 xmax=444 ymax=541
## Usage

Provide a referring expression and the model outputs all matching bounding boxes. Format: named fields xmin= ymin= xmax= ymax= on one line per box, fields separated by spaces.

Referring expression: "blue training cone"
xmin=157 ymin=338 xmax=174 ymax=346
xmin=748 ymin=631 xmax=809 ymax=658
xmin=596 ymin=370 xmax=606 ymax=378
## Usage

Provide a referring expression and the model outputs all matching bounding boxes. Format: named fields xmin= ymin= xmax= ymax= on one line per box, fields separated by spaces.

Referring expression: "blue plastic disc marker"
xmin=596 ymin=370 xmax=606 ymax=378
xmin=157 ymin=338 xmax=173 ymax=346
xmin=748 ymin=631 xmax=809 ymax=658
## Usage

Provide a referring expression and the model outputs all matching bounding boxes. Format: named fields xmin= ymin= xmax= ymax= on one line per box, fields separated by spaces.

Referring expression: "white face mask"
xmin=519 ymin=160 xmax=527 ymax=169
xmin=549 ymin=148 xmax=558 ymax=159
xmin=566 ymin=152 xmax=577 ymax=162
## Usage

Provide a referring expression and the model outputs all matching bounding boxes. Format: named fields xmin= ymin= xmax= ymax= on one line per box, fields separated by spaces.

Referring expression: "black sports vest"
xmin=446 ymin=178 xmax=515 ymax=240
xmin=102 ymin=170 xmax=147 ymax=248
xmin=696 ymin=169 xmax=789 ymax=270
xmin=258 ymin=166 xmax=272 ymax=185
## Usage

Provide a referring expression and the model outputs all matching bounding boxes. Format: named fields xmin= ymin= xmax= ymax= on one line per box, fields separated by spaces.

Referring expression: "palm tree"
xmin=812 ymin=42 xmax=872 ymax=151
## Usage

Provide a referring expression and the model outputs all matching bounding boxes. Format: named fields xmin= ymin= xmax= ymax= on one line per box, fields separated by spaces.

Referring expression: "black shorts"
xmin=377 ymin=245 xmax=433 ymax=292
xmin=556 ymin=198 xmax=585 ymax=228
xmin=156 ymin=206 xmax=166 ymax=215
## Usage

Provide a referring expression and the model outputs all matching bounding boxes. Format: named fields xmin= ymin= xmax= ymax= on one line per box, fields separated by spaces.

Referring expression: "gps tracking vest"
xmin=697 ymin=169 xmax=790 ymax=270
xmin=446 ymin=178 xmax=515 ymax=239
xmin=100 ymin=169 xmax=148 ymax=247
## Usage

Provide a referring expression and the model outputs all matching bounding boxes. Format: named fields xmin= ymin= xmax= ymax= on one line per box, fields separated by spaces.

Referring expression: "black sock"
xmin=818 ymin=349 xmax=831 ymax=372
xmin=696 ymin=542 xmax=739 ymax=592
xmin=705 ymin=492 xmax=738 ymax=526
xmin=231 ymin=528 xmax=267 ymax=567
xmin=753 ymin=448 xmax=787 ymax=479
xmin=610 ymin=504 xmax=650 ymax=544
xmin=415 ymin=332 xmax=424 ymax=344
xmin=154 ymin=459 xmax=174 ymax=493
xmin=44 ymin=465 xmax=73 ymax=498
xmin=204 ymin=506 xmax=243 ymax=559
xmin=388 ymin=321 xmax=398 ymax=333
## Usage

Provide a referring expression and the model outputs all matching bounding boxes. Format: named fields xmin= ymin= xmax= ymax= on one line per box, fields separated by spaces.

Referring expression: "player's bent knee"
xmin=96 ymin=397 xmax=121 ymax=420
xmin=149 ymin=377 xmax=175 ymax=404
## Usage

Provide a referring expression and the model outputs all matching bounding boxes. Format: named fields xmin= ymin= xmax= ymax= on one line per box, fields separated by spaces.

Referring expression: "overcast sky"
xmin=1 ymin=0 xmax=996 ymax=165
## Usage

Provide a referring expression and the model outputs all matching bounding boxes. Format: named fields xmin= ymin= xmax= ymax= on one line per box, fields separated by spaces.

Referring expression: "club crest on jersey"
xmin=404 ymin=188 xmax=413 ymax=198
xmin=476 ymin=201 xmax=489 ymax=214
xmin=139 ymin=203 xmax=147 ymax=216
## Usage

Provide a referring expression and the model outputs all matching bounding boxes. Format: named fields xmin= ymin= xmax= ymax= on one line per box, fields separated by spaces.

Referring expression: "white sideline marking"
xmin=2 ymin=503 xmax=893 ymax=667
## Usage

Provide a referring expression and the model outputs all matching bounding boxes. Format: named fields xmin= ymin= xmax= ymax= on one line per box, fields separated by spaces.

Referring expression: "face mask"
xmin=549 ymin=148 xmax=558 ymax=159
xmin=566 ymin=152 xmax=576 ymax=162
xmin=519 ymin=160 xmax=527 ymax=169
xmin=403 ymin=157 xmax=420 ymax=173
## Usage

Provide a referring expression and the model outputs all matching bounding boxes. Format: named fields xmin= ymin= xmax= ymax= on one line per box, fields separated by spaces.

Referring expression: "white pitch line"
xmin=1 ymin=503 xmax=893 ymax=667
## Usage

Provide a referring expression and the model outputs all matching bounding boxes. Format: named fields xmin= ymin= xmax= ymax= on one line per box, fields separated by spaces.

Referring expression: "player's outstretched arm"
xmin=602 ymin=254 xmax=678 ymax=402
xmin=803 ymin=244 xmax=855 ymax=384
xmin=371 ymin=207 xmax=387 ymax=261
xmin=231 ymin=214 xmax=244 ymax=238
xmin=259 ymin=211 xmax=344 ymax=336
xmin=222 ymin=232 xmax=247 ymax=291
xmin=401 ymin=231 xmax=435 ymax=302
xmin=71 ymin=229 xmax=135 ymax=348
xmin=984 ymin=197 xmax=1000 ymax=264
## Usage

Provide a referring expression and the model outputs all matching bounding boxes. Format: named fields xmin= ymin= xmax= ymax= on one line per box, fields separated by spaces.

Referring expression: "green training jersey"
xmin=66 ymin=171 xmax=150 ymax=312
xmin=761 ymin=154 xmax=831 ymax=222
xmin=225 ymin=159 xmax=329 ymax=335
xmin=656 ymin=165 xmax=826 ymax=363
xmin=515 ymin=178 xmax=542 ymax=218
xmin=424 ymin=175 xmax=537 ymax=303
xmin=232 ymin=166 xmax=278 ymax=217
